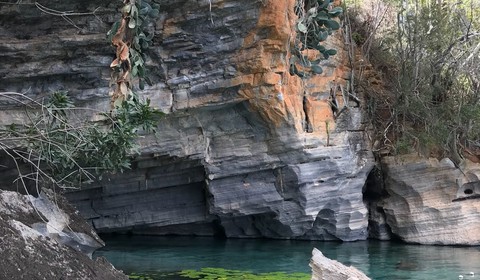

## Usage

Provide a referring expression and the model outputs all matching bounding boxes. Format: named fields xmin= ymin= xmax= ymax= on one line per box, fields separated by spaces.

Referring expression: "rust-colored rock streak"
xmin=234 ymin=0 xmax=300 ymax=128
xmin=235 ymin=0 xmax=351 ymax=136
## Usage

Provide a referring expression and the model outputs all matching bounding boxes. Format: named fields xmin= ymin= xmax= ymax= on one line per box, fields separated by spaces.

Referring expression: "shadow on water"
xmin=94 ymin=235 xmax=480 ymax=280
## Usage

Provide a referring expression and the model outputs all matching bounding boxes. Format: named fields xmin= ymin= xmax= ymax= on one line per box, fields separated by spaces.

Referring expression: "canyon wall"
xmin=0 ymin=0 xmax=374 ymax=241
xmin=3 ymin=0 xmax=478 ymax=245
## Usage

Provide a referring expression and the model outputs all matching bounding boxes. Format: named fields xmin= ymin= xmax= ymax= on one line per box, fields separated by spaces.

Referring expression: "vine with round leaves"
xmin=290 ymin=0 xmax=343 ymax=77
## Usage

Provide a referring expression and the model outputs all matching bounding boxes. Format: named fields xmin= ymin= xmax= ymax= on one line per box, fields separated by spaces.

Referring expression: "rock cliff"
xmin=0 ymin=0 xmax=374 ymax=241
xmin=0 ymin=188 xmax=127 ymax=279
xmin=2 ymin=0 xmax=479 ymax=246
xmin=371 ymin=154 xmax=480 ymax=245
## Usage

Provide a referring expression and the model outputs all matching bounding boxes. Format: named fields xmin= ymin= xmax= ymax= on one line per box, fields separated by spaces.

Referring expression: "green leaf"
xmin=297 ymin=22 xmax=308 ymax=33
xmin=149 ymin=9 xmax=160 ymax=17
xmin=325 ymin=19 xmax=340 ymax=30
xmin=133 ymin=37 xmax=141 ymax=50
xmin=328 ymin=7 xmax=343 ymax=17
xmin=140 ymin=5 xmax=151 ymax=15
xmin=146 ymin=32 xmax=154 ymax=40
xmin=326 ymin=49 xmax=337 ymax=55
xmin=316 ymin=44 xmax=326 ymax=52
xmin=138 ymin=66 xmax=145 ymax=77
xmin=128 ymin=18 xmax=136 ymax=29
xmin=296 ymin=71 xmax=307 ymax=78
xmin=316 ymin=10 xmax=328 ymax=18
xmin=318 ymin=0 xmax=331 ymax=9
xmin=311 ymin=59 xmax=322 ymax=65
xmin=113 ymin=98 xmax=123 ymax=108
xmin=121 ymin=4 xmax=132 ymax=14
xmin=311 ymin=65 xmax=323 ymax=74
xmin=289 ymin=62 xmax=298 ymax=75
xmin=130 ymin=5 xmax=138 ymax=18
xmin=317 ymin=30 xmax=328 ymax=41
xmin=134 ymin=56 xmax=144 ymax=66
xmin=145 ymin=76 xmax=153 ymax=86
xmin=107 ymin=21 xmax=120 ymax=41
xmin=289 ymin=56 xmax=298 ymax=65
xmin=316 ymin=15 xmax=329 ymax=22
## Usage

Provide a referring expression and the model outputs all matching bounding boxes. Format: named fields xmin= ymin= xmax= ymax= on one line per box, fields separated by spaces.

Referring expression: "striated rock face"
xmin=1 ymin=0 xmax=373 ymax=240
xmin=0 ymin=189 xmax=127 ymax=279
xmin=310 ymin=248 xmax=371 ymax=280
xmin=376 ymin=154 xmax=480 ymax=245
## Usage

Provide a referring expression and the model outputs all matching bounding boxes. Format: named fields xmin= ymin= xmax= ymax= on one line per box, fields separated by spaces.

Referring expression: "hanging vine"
xmin=107 ymin=0 xmax=160 ymax=107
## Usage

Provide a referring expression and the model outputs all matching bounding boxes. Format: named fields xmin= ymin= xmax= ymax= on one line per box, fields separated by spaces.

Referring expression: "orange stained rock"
xmin=261 ymin=72 xmax=282 ymax=85
xmin=305 ymin=97 xmax=335 ymax=133
xmin=233 ymin=0 xmax=351 ymax=135
xmin=162 ymin=18 xmax=183 ymax=37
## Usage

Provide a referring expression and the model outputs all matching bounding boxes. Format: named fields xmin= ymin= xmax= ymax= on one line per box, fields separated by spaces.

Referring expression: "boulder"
xmin=0 ymin=189 xmax=127 ymax=279
xmin=379 ymin=154 xmax=480 ymax=245
xmin=310 ymin=248 xmax=371 ymax=280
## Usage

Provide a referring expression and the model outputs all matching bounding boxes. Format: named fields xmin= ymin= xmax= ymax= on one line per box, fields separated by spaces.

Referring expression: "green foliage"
xmin=2 ymin=92 xmax=163 ymax=186
xmin=352 ymin=0 xmax=480 ymax=160
xmin=394 ymin=136 xmax=412 ymax=155
xmin=290 ymin=0 xmax=344 ymax=78
xmin=351 ymin=31 xmax=364 ymax=45
xmin=128 ymin=272 xmax=156 ymax=280
xmin=179 ymin=267 xmax=310 ymax=280
xmin=125 ymin=269 xmax=310 ymax=280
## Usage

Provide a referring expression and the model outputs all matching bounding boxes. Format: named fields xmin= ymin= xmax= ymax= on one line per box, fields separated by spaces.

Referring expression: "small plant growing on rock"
xmin=290 ymin=0 xmax=343 ymax=77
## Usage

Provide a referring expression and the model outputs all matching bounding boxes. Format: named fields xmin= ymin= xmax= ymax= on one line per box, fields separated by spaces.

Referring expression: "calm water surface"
xmin=94 ymin=235 xmax=480 ymax=280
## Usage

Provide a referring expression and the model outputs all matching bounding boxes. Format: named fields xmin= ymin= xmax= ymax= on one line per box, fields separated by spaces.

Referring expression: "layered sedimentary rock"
xmin=1 ymin=0 xmax=373 ymax=240
xmin=376 ymin=154 xmax=480 ymax=245
xmin=310 ymin=248 xmax=371 ymax=280
xmin=3 ymin=0 xmax=479 ymax=246
xmin=0 ymin=189 xmax=127 ymax=279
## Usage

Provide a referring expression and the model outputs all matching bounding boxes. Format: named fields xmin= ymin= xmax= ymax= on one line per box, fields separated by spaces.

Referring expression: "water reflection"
xmin=94 ymin=235 xmax=480 ymax=280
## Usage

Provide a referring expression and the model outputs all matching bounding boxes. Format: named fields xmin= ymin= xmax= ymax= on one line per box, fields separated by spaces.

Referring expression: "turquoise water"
xmin=94 ymin=235 xmax=480 ymax=280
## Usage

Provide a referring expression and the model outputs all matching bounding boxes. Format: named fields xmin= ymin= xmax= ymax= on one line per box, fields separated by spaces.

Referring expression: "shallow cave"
xmin=362 ymin=165 xmax=386 ymax=203
xmin=362 ymin=165 xmax=394 ymax=240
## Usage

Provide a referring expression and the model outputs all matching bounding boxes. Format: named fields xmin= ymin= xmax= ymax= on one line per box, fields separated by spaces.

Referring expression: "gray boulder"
xmin=0 ymin=189 xmax=127 ymax=280
xmin=379 ymin=154 xmax=480 ymax=245
xmin=310 ymin=248 xmax=371 ymax=280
